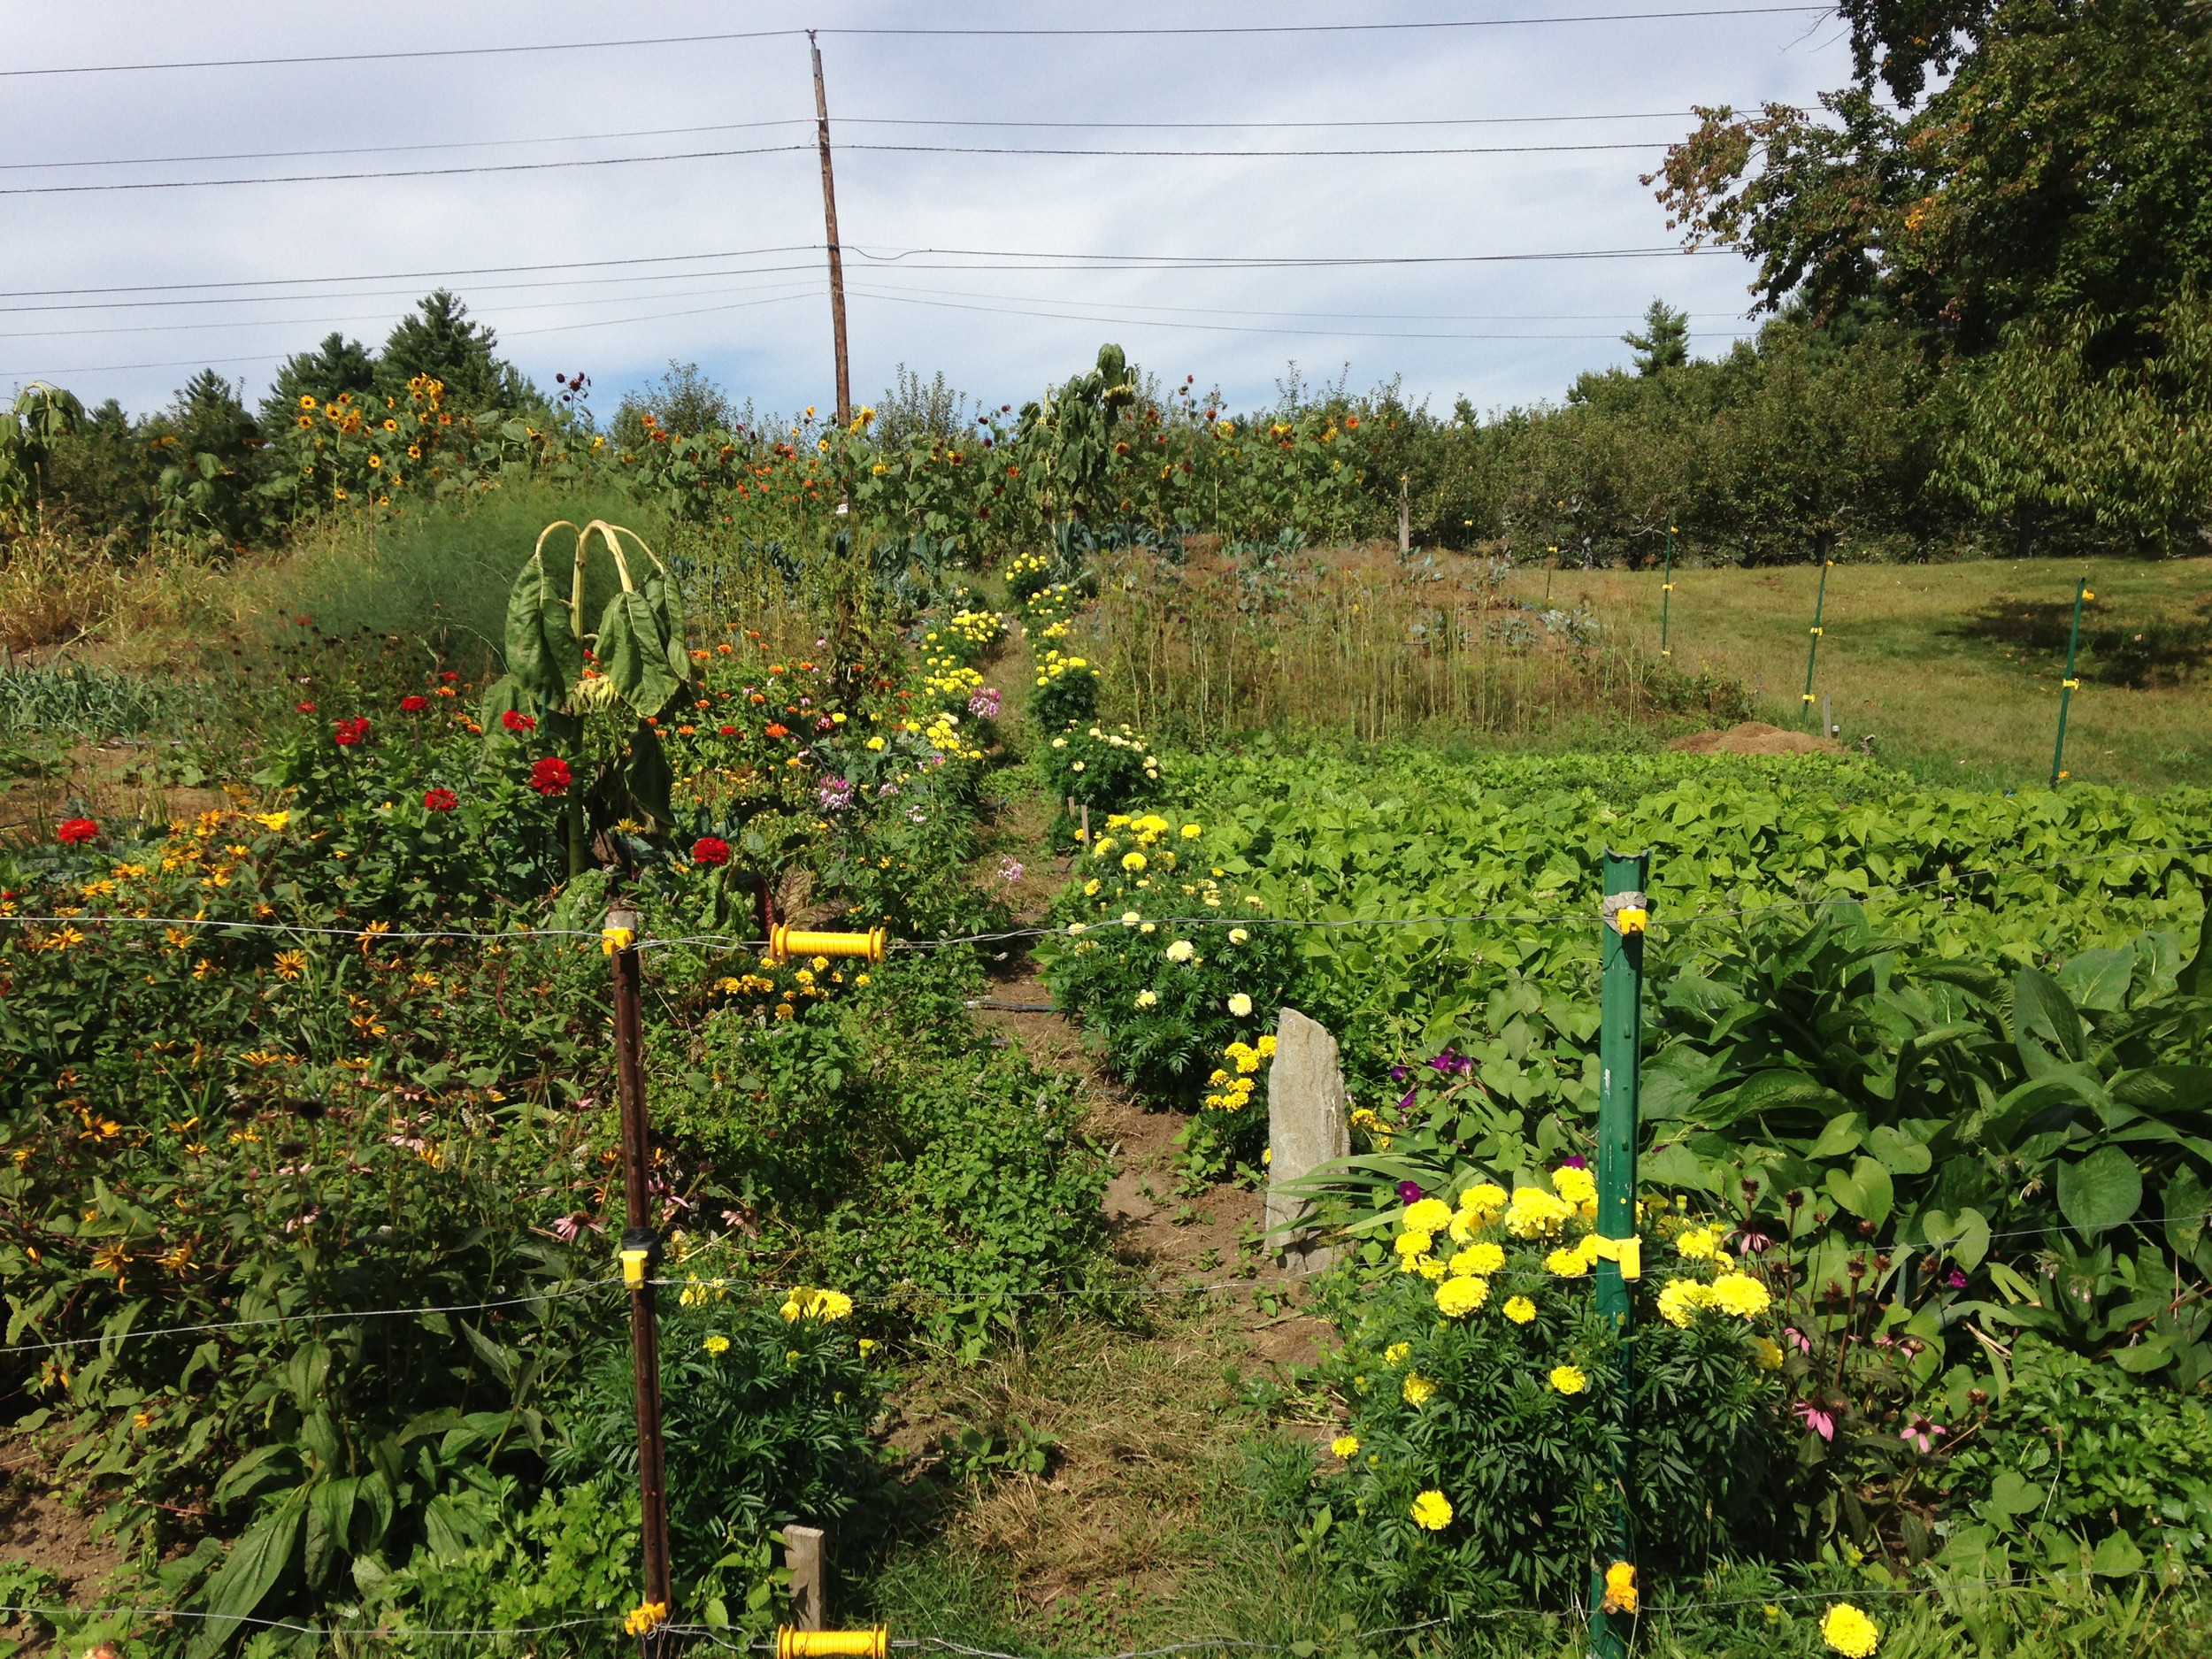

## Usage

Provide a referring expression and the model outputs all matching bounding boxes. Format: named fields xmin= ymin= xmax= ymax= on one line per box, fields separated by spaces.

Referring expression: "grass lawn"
xmin=1515 ymin=557 xmax=2212 ymax=791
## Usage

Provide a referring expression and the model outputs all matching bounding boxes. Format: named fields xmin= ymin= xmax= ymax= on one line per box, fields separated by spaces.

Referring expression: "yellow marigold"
xmin=1402 ymin=1372 xmax=1436 ymax=1406
xmin=1452 ymin=1241 xmax=1505 ymax=1277
xmin=1711 ymin=1274 xmax=1771 ymax=1317
xmin=1383 ymin=1341 xmax=1411 ymax=1365
xmin=1460 ymin=1181 xmax=1508 ymax=1215
xmin=1330 ymin=1434 xmax=1359 ymax=1458
xmin=1602 ymin=1561 xmax=1637 ymax=1614
xmin=1393 ymin=1229 xmax=1433 ymax=1260
xmin=1820 ymin=1602 xmax=1879 ymax=1657
xmin=1554 ymin=1165 xmax=1597 ymax=1207
xmin=1547 ymin=1241 xmax=1594 ymax=1278
xmin=702 ymin=1334 xmax=731 ymax=1355
xmin=1434 ymin=1275 xmax=1488 ymax=1317
xmin=1747 ymin=1335 xmax=1785 ymax=1371
xmin=1403 ymin=1197 xmax=1453 ymax=1233
xmin=1122 ymin=852 xmax=1147 ymax=872
xmin=1416 ymin=1254 xmax=1447 ymax=1280
xmin=1656 ymin=1278 xmax=1714 ymax=1328
xmin=1256 ymin=1034 xmax=1276 ymax=1057
xmin=1409 ymin=1489 xmax=1453 ymax=1530
xmin=1503 ymin=1295 xmax=1537 ymax=1325
xmin=1677 ymin=1225 xmax=1722 ymax=1261
xmin=1549 ymin=1365 xmax=1587 ymax=1395
xmin=1504 ymin=1185 xmax=1573 ymax=1238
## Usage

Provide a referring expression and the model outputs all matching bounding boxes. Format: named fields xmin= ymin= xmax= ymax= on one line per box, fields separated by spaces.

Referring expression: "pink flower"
xmin=1793 ymin=1401 xmax=1836 ymax=1441
xmin=1900 ymin=1413 xmax=1945 ymax=1454
xmin=1783 ymin=1326 xmax=1814 ymax=1354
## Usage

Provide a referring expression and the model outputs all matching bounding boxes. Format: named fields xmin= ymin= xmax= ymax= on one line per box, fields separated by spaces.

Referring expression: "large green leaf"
xmin=1824 ymin=1156 xmax=1894 ymax=1225
xmin=644 ymin=572 xmax=691 ymax=683
xmin=595 ymin=589 xmax=684 ymax=718
xmin=2013 ymin=967 xmax=2084 ymax=1063
xmin=2112 ymin=1065 xmax=2212 ymax=1120
xmin=2190 ymin=882 xmax=2212 ymax=1002
xmin=2056 ymin=1145 xmax=2144 ymax=1238
xmin=626 ymin=722 xmax=674 ymax=827
xmin=2056 ymin=946 xmax=2136 ymax=1012
xmin=188 ymin=1501 xmax=303 ymax=1659
xmin=503 ymin=552 xmax=581 ymax=702
xmin=304 ymin=1476 xmax=357 ymax=1589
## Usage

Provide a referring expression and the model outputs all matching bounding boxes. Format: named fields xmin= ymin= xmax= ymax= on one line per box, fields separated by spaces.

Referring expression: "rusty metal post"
xmin=609 ymin=902 xmax=674 ymax=1646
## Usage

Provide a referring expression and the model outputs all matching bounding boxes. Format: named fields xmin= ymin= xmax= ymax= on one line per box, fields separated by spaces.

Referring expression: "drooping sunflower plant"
xmin=480 ymin=518 xmax=691 ymax=874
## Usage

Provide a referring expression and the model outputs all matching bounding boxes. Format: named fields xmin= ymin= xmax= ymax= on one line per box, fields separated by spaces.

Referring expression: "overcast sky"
xmin=0 ymin=2 xmax=1855 ymax=425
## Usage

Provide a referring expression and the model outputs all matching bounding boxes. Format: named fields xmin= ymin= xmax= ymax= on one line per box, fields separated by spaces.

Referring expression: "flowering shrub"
xmin=1002 ymin=549 xmax=1056 ymax=603
xmin=1314 ymin=1165 xmax=1786 ymax=1610
xmin=1039 ymin=816 xmax=1297 ymax=1102
xmin=1029 ymin=648 xmax=1100 ymax=730
xmin=1038 ymin=720 xmax=1158 ymax=811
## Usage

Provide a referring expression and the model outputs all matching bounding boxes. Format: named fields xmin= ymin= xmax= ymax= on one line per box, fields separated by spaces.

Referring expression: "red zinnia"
xmin=333 ymin=717 xmax=371 ymax=747
xmin=401 ymin=695 xmax=429 ymax=712
xmin=57 ymin=817 xmax=99 ymax=845
xmin=528 ymin=756 xmax=572 ymax=796
xmin=296 ymin=701 xmax=317 ymax=713
xmin=502 ymin=709 xmax=537 ymax=733
xmin=718 ymin=725 xmax=738 ymax=736
xmin=691 ymin=835 xmax=731 ymax=867
xmin=423 ymin=787 xmax=459 ymax=813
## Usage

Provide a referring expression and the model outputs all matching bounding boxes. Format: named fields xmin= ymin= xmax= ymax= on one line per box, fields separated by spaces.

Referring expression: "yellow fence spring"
xmin=768 ymin=925 xmax=887 ymax=964
xmin=778 ymin=1627 xmax=887 ymax=1659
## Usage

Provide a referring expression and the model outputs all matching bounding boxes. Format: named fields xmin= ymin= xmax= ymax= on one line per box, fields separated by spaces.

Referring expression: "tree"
xmin=378 ymin=290 xmax=535 ymax=410
xmin=614 ymin=360 xmax=738 ymax=445
xmin=1623 ymin=299 xmax=1691 ymax=374
xmin=265 ymin=333 xmax=377 ymax=425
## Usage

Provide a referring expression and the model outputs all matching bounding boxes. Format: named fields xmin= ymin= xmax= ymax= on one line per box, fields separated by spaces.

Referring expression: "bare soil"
xmin=1667 ymin=718 xmax=1837 ymax=757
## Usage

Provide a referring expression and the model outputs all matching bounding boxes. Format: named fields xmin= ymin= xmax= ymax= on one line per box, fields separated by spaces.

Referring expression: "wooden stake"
xmin=1397 ymin=474 xmax=1410 ymax=556
xmin=1079 ymin=803 xmax=1090 ymax=845
xmin=786 ymin=1525 xmax=826 ymax=1630
xmin=609 ymin=903 xmax=674 ymax=1648
xmin=807 ymin=32 xmax=852 ymax=426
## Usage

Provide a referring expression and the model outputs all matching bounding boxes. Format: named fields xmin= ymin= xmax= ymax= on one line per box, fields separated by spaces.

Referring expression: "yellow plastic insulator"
xmin=778 ymin=1628 xmax=887 ymax=1659
xmin=767 ymin=925 xmax=887 ymax=964
xmin=1801 ymin=693 xmax=1818 ymax=703
xmin=1809 ymin=626 xmax=1824 ymax=636
xmin=1615 ymin=908 xmax=1648 ymax=935
xmin=619 ymin=1248 xmax=649 ymax=1287
xmin=2084 ymin=589 xmax=2095 ymax=600
xmin=2062 ymin=678 xmax=2080 ymax=689
xmin=1591 ymin=1235 xmax=1643 ymax=1280
xmin=1661 ymin=582 xmax=1675 ymax=591
xmin=601 ymin=926 xmax=635 ymax=956
xmin=1660 ymin=649 xmax=1671 ymax=657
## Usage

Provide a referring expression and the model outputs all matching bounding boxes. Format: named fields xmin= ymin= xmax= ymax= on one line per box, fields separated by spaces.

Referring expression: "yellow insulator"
xmin=768 ymin=924 xmax=887 ymax=964
xmin=778 ymin=1628 xmax=887 ymax=1659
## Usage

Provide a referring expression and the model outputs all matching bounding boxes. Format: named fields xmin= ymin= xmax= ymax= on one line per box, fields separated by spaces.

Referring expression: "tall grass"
xmin=1086 ymin=543 xmax=1748 ymax=747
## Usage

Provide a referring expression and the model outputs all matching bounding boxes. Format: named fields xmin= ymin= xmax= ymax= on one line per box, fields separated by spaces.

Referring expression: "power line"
xmin=0 ymin=138 xmax=1678 ymax=197
xmin=1 ymin=12 xmax=1832 ymax=78
xmin=0 ymin=111 xmax=1723 ymax=174
xmin=848 ymin=284 xmax=1755 ymax=343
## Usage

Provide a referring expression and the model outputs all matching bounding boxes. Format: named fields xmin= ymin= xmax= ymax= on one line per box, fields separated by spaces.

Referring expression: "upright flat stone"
xmin=1265 ymin=1007 xmax=1350 ymax=1272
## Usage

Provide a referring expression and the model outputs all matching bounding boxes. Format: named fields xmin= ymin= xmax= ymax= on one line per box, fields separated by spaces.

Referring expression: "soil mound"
xmin=1669 ymin=720 xmax=1835 ymax=756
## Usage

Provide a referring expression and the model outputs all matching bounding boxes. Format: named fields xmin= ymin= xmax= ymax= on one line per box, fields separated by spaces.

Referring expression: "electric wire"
xmin=0 ymin=12 xmax=1835 ymax=79
xmin=0 ymin=137 xmax=1680 ymax=196
xmin=0 ymin=111 xmax=1710 ymax=174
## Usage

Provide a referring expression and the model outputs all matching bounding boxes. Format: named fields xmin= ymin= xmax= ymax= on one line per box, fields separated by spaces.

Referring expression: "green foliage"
xmin=1037 ymin=721 xmax=1156 ymax=811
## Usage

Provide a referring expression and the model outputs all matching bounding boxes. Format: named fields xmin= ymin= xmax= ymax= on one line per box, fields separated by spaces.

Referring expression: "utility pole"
xmin=609 ymin=903 xmax=673 ymax=1651
xmin=1592 ymin=856 xmax=1649 ymax=1659
xmin=808 ymin=30 xmax=852 ymax=427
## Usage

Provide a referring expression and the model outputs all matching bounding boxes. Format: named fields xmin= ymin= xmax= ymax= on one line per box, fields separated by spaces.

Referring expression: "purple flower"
xmin=1793 ymin=1401 xmax=1836 ymax=1441
xmin=1900 ymin=1414 xmax=1945 ymax=1454
xmin=1398 ymin=1087 xmax=1417 ymax=1111
xmin=1389 ymin=1065 xmax=1408 ymax=1084
xmin=1397 ymin=1180 xmax=1425 ymax=1205
xmin=1946 ymin=1268 xmax=1969 ymax=1290
xmin=996 ymin=856 xmax=1025 ymax=885
xmin=1426 ymin=1048 xmax=1459 ymax=1074
xmin=1561 ymin=1155 xmax=1589 ymax=1170
xmin=968 ymin=687 xmax=1002 ymax=718
xmin=818 ymin=777 xmax=854 ymax=811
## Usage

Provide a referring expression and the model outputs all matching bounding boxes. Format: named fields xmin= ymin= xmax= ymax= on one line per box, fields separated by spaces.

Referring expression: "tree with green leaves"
xmin=1623 ymin=299 xmax=1691 ymax=374
xmin=378 ymin=290 xmax=536 ymax=411
xmin=265 ymin=332 xmax=378 ymax=425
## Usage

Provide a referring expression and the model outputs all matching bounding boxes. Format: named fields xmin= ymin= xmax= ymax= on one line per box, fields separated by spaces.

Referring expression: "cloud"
xmin=0 ymin=0 xmax=1850 ymax=419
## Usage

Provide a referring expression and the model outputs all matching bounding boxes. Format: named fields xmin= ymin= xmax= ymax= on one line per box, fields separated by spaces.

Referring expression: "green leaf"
xmin=1984 ymin=1468 xmax=2042 ymax=1517
xmin=2056 ymin=1146 xmax=2143 ymax=1238
xmin=2109 ymin=1333 xmax=2173 ymax=1374
xmin=1826 ymin=1156 xmax=1893 ymax=1226
xmin=626 ymin=724 xmax=674 ymax=827
xmin=211 ymin=1442 xmax=297 ymax=1506
xmin=2014 ymin=967 xmax=2084 ymax=1063
xmin=2112 ymin=1065 xmax=2212 ymax=1120
xmin=643 ymin=573 xmax=691 ymax=683
xmin=595 ymin=589 xmax=684 ymax=718
xmin=504 ymin=552 xmax=581 ymax=702
xmin=304 ymin=1477 xmax=356 ymax=1589
xmin=1641 ymin=1141 xmax=1712 ymax=1192
xmin=2190 ymin=882 xmax=2212 ymax=1002
xmin=2092 ymin=1530 xmax=2147 ymax=1574
xmin=1866 ymin=1124 xmax=1933 ymax=1176
xmin=2055 ymin=946 xmax=2136 ymax=1012
xmin=188 ymin=1502 xmax=303 ymax=1659
xmin=1809 ymin=1111 xmax=1867 ymax=1159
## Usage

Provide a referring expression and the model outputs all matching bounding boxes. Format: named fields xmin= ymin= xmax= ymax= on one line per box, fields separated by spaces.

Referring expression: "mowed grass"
xmin=1514 ymin=557 xmax=2212 ymax=790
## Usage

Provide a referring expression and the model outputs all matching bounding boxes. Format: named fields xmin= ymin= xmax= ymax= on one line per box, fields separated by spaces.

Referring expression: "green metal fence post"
xmin=1659 ymin=524 xmax=1675 ymax=658
xmin=1592 ymin=852 xmax=1650 ymax=1659
xmin=1800 ymin=558 xmax=1832 ymax=726
xmin=2050 ymin=575 xmax=2089 ymax=788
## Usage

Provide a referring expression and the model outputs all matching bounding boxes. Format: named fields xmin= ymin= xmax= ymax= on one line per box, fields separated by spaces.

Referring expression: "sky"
xmin=0 ymin=3 xmax=1857 ymax=426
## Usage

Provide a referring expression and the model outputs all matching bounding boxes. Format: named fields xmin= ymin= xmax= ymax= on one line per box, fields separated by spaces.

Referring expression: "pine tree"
xmin=1624 ymin=299 xmax=1691 ymax=375
xmin=265 ymin=333 xmax=377 ymax=425
xmin=377 ymin=290 xmax=536 ymax=410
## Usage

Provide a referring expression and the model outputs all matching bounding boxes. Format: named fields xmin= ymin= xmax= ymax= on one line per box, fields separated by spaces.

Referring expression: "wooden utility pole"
xmin=609 ymin=903 xmax=674 ymax=1651
xmin=808 ymin=31 xmax=853 ymax=426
